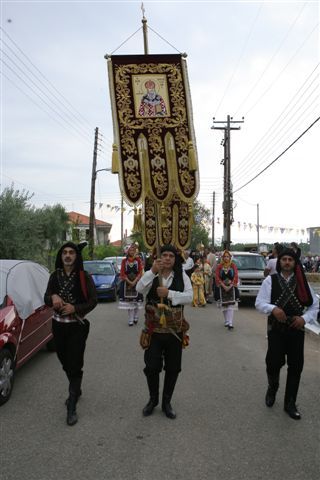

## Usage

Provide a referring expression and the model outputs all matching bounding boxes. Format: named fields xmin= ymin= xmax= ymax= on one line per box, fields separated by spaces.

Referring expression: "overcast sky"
xmin=1 ymin=0 xmax=319 ymax=246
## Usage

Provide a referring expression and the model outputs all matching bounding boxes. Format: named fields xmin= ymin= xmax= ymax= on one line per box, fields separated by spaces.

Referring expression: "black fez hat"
xmin=276 ymin=248 xmax=297 ymax=273
xmin=160 ymin=244 xmax=178 ymax=255
xmin=55 ymin=241 xmax=85 ymax=271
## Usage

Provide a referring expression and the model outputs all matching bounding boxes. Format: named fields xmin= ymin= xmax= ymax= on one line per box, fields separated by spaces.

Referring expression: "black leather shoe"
xmin=265 ymin=387 xmax=276 ymax=407
xmin=142 ymin=399 xmax=158 ymax=416
xmin=67 ymin=409 xmax=78 ymax=426
xmin=162 ymin=401 xmax=176 ymax=419
xmin=284 ymin=400 xmax=301 ymax=420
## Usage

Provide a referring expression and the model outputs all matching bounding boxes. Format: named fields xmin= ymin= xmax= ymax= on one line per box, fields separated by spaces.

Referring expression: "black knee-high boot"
xmin=284 ymin=371 xmax=301 ymax=420
xmin=143 ymin=372 xmax=159 ymax=416
xmin=265 ymin=373 xmax=279 ymax=407
xmin=162 ymin=371 xmax=179 ymax=419
xmin=66 ymin=376 xmax=82 ymax=426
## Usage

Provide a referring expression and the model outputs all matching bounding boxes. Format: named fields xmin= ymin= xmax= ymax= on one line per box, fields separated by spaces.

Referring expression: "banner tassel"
xmin=188 ymin=141 xmax=197 ymax=172
xmin=112 ymin=143 xmax=119 ymax=173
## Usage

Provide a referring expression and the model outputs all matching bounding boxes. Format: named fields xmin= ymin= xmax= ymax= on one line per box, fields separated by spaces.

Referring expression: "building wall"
xmin=309 ymin=227 xmax=320 ymax=253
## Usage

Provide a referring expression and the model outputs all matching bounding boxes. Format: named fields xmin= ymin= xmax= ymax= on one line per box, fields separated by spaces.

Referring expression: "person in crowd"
xmin=136 ymin=245 xmax=193 ymax=419
xmin=206 ymin=247 xmax=217 ymax=302
xmin=118 ymin=244 xmax=144 ymax=326
xmin=290 ymin=242 xmax=302 ymax=259
xmin=264 ymin=243 xmax=284 ymax=277
xmin=255 ymin=248 xmax=318 ymax=420
xmin=303 ymin=256 xmax=313 ymax=273
xmin=182 ymin=250 xmax=194 ymax=277
xmin=215 ymin=250 xmax=239 ymax=330
xmin=44 ymin=242 xmax=97 ymax=426
xmin=191 ymin=262 xmax=206 ymax=307
xmin=203 ymin=258 xmax=213 ymax=303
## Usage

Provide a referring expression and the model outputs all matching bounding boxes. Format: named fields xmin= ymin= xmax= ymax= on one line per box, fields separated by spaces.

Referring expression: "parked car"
xmin=231 ymin=252 xmax=266 ymax=299
xmin=0 ymin=260 xmax=54 ymax=406
xmin=84 ymin=260 xmax=119 ymax=301
xmin=103 ymin=256 xmax=126 ymax=273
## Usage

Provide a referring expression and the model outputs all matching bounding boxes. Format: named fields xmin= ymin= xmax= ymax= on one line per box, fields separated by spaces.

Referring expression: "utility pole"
xmin=89 ymin=127 xmax=99 ymax=260
xmin=89 ymin=127 xmax=112 ymax=259
xmin=212 ymin=191 xmax=215 ymax=248
xmin=211 ymin=115 xmax=244 ymax=250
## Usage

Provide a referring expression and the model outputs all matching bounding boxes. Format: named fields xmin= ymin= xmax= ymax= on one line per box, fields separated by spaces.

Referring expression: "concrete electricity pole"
xmin=212 ymin=191 xmax=215 ymax=248
xmin=89 ymin=127 xmax=99 ymax=260
xmin=211 ymin=115 xmax=244 ymax=250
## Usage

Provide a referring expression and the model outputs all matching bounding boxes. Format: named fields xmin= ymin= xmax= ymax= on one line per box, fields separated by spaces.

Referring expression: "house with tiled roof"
xmin=67 ymin=211 xmax=112 ymax=245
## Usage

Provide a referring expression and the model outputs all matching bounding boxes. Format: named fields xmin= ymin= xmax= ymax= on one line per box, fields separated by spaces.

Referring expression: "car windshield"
xmin=232 ymin=255 xmax=266 ymax=271
xmin=84 ymin=263 xmax=114 ymax=275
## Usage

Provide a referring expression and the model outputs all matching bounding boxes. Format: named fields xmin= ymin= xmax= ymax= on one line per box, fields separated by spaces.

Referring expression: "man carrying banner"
xmin=136 ymin=244 xmax=193 ymax=419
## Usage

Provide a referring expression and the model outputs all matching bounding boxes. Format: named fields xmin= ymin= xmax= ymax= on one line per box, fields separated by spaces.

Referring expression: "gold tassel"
xmin=112 ymin=143 xmax=119 ymax=174
xmin=132 ymin=207 xmax=139 ymax=233
xmin=159 ymin=310 xmax=167 ymax=327
xmin=188 ymin=141 xmax=197 ymax=172
xmin=160 ymin=204 xmax=167 ymax=228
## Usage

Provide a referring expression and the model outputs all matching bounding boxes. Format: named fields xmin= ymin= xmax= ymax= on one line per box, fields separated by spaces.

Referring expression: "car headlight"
xmin=99 ymin=283 xmax=112 ymax=289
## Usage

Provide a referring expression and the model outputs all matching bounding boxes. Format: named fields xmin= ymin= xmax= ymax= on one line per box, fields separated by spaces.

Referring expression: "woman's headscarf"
xmin=221 ymin=250 xmax=232 ymax=269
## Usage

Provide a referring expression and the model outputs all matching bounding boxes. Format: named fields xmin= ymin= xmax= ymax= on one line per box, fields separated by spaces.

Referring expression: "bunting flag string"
xmin=96 ymin=202 xmax=133 ymax=214
xmin=212 ymin=217 xmax=308 ymax=236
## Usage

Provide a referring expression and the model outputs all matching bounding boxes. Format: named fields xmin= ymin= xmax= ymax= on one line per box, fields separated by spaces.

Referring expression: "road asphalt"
xmin=1 ymin=299 xmax=319 ymax=480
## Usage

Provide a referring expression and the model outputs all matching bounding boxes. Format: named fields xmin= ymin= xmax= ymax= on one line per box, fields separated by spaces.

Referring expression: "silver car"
xmin=231 ymin=252 xmax=266 ymax=298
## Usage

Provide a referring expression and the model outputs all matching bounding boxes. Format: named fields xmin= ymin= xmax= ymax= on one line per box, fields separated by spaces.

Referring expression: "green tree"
xmin=35 ymin=204 xmax=69 ymax=269
xmin=0 ymin=186 xmax=37 ymax=259
xmin=0 ymin=186 xmax=69 ymax=268
xmin=190 ymin=200 xmax=210 ymax=250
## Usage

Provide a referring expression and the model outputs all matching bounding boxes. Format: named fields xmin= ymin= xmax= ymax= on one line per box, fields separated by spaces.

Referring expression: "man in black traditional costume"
xmin=44 ymin=242 xmax=97 ymax=426
xmin=255 ymin=248 xmax=318 ymax=420
xmin=136 ymin=245 xmax=193 ymax=419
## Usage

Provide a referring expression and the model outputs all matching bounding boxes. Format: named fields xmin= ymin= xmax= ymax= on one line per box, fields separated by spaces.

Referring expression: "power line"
xmin=1 ymin=63 xmax=94 ymax=146
xmin=233 ymin=94 xmax=318 ymax=186
xmin=1 ymin=52 xmax=94 ymax=144
xmin=233 ymin=64 xmax=319 ymax=177
xmin=244 ymin=22 xmax=318 ymax=116
xmin=0 ymin=69 xmax=95 ymax=147
xmin=0 ymin=26 xmax=92 ymax=127
xmin=233 ymin=117 xmax=320 ymax=193
xmin=234 ymin=1 xmax=309 ymax=116
xmin=214 ymin=2 xmax=263 ymax=117
xmin=1 ymin=26 xmax=115 ymax=148
xmin=1 ymin=39 xmax=93 ymax=140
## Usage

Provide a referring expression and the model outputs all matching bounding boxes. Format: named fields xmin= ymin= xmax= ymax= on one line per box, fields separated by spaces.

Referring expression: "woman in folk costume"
xmin=118 ymin=244 xmax=144 ymax=326
xmin=215 ymin=250 xmax=239 ymax=330
xmin=191 ymin=263 xmax=206 ymax=307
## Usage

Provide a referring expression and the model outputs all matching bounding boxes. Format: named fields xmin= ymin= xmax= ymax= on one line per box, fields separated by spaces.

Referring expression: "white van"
xmin=231 ymin=251 xmax=266 ymax=298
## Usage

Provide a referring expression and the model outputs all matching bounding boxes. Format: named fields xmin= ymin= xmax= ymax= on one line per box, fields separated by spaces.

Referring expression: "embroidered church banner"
xmin=107 ymin=54 xmax=199 ymax=249
xmin=107 ymin=54 xmax=199 ymax=206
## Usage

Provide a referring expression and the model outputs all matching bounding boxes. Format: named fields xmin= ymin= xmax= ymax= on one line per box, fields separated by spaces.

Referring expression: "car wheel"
xmin=0 ymin=349 xmax=15 ymax=406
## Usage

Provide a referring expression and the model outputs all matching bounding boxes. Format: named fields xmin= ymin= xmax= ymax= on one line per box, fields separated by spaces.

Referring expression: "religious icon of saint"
xmin=138 ymin=79 xmax=167 ymax=117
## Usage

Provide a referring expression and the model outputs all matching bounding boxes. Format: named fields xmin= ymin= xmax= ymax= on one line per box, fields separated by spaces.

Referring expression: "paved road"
xmin=1 ymin=300 xmax=319 ymax=480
